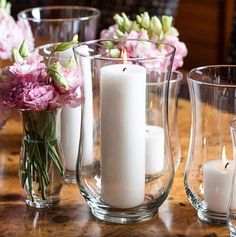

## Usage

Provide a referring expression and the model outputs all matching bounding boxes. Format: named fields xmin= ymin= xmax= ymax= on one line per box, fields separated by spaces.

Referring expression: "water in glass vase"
xmin=19 ymin=109 xmax=65 ymax=208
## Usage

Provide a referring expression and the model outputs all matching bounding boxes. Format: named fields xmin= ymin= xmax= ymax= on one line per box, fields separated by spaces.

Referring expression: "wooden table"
xmin=0 ymin=99 xmax=229 ymax=237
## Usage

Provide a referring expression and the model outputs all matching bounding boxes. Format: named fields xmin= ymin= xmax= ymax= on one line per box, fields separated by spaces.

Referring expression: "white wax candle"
xmin=61 ymin=105 xmax=81 ymax=171
xmin=145 ymin=125 xmax=164 ymax=174
xmin=59 ymin=49 xmax=81 ymax=172
xmin=77 ymin=45 xmax=94 ymax=166
xmin=100 ymin=64 xmax=146 ymax=209
xmin=203 ymin=160 xmax=235 ymax=213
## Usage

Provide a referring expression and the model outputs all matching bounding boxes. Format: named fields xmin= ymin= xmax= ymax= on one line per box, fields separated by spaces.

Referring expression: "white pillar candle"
xmin=59 ymin=48 xmax=81 ymax=172
xmin=100 ymin=64 xmax=146 ymax=209
xmin=61 ymin=105 xmax=81 ymax=171
xmin=203 ymin=160 xmax=235 ymax=213
xmin=77 ymin=45 xmax=94 ymax=166
xmin=60 ymin=45 xmax=93 ymax=168
xmin=145 ymin=125 xmax=164 ymax=174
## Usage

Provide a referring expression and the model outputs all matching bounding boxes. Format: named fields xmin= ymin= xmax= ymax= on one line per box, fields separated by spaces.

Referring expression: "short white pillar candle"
xmin=203 ymin=159 xmax=235 ymax=213
xmin=145 ymin=125 xmax=164 ymax=174
xmin=100 ymin=63 xmax=146 ymax=208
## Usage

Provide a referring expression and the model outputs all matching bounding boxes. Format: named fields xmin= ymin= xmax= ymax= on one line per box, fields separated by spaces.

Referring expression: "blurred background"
xmin=9 ymin=0 xmax=235 ymax=69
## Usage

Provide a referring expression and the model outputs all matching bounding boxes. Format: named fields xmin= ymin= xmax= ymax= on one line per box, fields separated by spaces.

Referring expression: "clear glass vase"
xmin=74 ymin=39 xmax=176 ymax=224
xmin=19 ymin=109 xmax=64 ymax=208
xmin=168 ymin=71 xmax=183 ymax=171
xmin=185 ymin=65 xmax=236 ymax=224
xmin=227 ymin=118 xmax=236 ymax=236
xmin=17 ymin=6 xmax=100 ymax=47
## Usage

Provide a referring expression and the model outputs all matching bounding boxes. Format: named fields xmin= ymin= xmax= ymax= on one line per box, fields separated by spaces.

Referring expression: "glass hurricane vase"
xmin=19 ymin=109 xmax=64 ymax=208
xmin=74 ymin=39 xmax=176 ymax=224
xmin=185 ymin=65 xmax=236 ymax=224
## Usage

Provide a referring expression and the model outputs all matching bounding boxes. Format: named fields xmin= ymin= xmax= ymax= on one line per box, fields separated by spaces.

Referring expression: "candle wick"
xmin=225 ymin=162 xmax=229 ymax=169
xmin=123 ymin=67 xmax=127 ymax=72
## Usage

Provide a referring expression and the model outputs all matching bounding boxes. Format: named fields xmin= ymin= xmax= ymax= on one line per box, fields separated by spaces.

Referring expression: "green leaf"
xmin=11 ymin=48 xmax=23 ymax=63
xmin=49 ymin=145 xmax=64 ymax=176
xmin=19 ymin=40 xmax=29 ymax=58
xmin=53 ymin=41 xmax=76 ymax=52
xmin=48 ymin=63 xmax=69 ymax=90
xmin=47 ymin=41 xmax=76 ymax=68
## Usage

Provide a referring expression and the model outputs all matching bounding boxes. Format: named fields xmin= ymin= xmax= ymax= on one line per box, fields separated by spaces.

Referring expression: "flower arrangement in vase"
xmin=0 ymin=40 xmax=81 ymax=208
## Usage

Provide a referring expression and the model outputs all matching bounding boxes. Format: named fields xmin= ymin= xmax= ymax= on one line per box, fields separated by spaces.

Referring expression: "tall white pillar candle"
xmin=145 ymin=125 xmax=164 ymax=174
xmin=77 ymin=45 xmax=94 ymax=166
xmin=61 ymin=45 xmax=93 ymax=170
xmin=59 ymin=48 xmax=81 ymax=173
xmin=203 ymin=160 xmax=236 ymax=213
xmin=100 ymin=64 xmax=146 ymax=208
xmin=61 ymin=105 xmax=81 ymax=171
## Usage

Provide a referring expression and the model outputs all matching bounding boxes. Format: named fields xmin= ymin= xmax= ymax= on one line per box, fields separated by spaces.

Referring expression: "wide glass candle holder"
xmin=73 ymin=39 xmax=176 ymax=224
xmin=17 ymin=6 xmax=100 ymax=46
xmin=185 ymin=65 xmax=236 ymax=224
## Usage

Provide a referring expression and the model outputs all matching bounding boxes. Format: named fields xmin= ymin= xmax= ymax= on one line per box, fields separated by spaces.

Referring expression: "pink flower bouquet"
xmin=0 ymin=41 xmax=81 ymax=125
xmin=0 ymin=0 xmax=34 ymax=60
xmin=0 ymin=40 xmax=81 ymax=203
xmin=100 ymin=12 xmax=187 ymax=70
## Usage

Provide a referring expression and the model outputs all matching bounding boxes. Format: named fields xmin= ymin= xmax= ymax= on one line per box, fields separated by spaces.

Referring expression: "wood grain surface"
xmin=0 ymin=99 xmax=229 ymax=237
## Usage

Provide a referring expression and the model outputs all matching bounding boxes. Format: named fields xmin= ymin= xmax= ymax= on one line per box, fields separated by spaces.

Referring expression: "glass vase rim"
xmin=35 ymin=42 xmax=71 ymax=58
xmin=73 ymin=39 xmax=176 ymax=62
xmin=188 ymin=64 xmax=236 ymax=87
xmin=171 ymin=70 xmax=183 ymax=83
xmin=17 ymin=5 xmax=101 ymax=23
